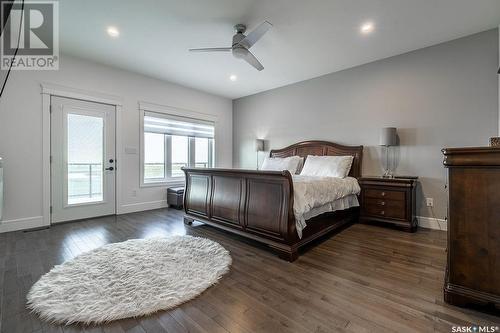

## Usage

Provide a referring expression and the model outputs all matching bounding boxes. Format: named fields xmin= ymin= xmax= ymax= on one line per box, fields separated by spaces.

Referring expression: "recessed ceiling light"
xmin=229 ymin=74 xmax=237 ymax=82
xmin=107 ymin=26 xmax=120 ymax=38
xmin=360 ymin=22 xmax=374 ymax=34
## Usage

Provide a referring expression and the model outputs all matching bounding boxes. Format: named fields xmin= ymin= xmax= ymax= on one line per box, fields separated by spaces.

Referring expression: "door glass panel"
xmin=67 ymin=113 xmax=104 ymax=205
xmin=144 ymin=132 xmax=165 ymax=181
xmin=171 ymin=135 xmax=188 ymax=177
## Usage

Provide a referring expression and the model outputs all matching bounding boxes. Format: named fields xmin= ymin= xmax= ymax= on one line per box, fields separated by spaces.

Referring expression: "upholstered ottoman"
xmin=167 ymin=187 xmax=184 ymax=209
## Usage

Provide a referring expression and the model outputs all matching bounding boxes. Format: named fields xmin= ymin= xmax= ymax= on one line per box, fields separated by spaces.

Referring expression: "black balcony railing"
xmin=68 ymin=163 xmax=102 ymax=202
xmin=144 ymin=162 xmax=210 ymax=180
xmin=68 ymin=162 xmax=213 ymax=200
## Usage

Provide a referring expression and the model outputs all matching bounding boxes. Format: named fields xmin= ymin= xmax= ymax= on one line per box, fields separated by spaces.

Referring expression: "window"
xmin=141 ymin=111 xmax=215 ymax=184
xmin=171 ymin=135 xmax=189 ymax=178
xmin=195 ymin=137 xmax=213 ymax=168
xmin=144 ymin=132 xmax=165 ymax=181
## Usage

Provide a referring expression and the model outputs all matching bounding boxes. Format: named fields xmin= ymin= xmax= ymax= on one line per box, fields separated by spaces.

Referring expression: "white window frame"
xmin=139 ymin=102 xmax=217 ymax=187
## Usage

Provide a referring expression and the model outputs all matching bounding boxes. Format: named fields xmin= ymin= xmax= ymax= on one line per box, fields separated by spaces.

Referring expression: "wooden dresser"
xmin=442 ymin=147 xmax=500 ymax=309
xmin=359 ymin=177 xmax=418 ymax=232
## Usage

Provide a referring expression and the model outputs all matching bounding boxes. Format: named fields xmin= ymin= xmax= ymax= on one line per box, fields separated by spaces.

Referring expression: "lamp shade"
xmin=255 ymin=139 xmax=265 ymax=152
xmin=379 ymin=127 xmax=397 ymax=146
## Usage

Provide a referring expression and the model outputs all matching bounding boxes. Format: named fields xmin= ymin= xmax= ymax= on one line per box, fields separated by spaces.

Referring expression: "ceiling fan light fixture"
xmin=232 ymin=47 xmax=247 ymax=59
xmin=229 ymin=74 xmax=237 ymax=81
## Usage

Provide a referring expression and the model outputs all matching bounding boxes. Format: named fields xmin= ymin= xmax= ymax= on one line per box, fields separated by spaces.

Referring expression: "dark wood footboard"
xmin=183 ymin=168 xmax=301 ymax=258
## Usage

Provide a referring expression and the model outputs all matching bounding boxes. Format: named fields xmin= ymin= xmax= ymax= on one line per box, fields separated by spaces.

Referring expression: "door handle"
xmin=105 ymin=167 xmax=114 ymax=171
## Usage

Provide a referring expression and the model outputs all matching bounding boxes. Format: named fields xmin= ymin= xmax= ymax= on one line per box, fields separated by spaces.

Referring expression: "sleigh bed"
xmin=182 ymin=140 xmax=363 ymax=261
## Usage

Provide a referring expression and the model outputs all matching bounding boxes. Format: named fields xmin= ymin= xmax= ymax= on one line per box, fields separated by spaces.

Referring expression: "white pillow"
xmin=261 ymin=156 xmax=302 ymax=174
xmin=300 ymin=155 xmax=354 ymax=178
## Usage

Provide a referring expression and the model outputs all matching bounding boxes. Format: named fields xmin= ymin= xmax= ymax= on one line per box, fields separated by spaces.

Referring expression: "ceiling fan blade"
xmin=238 ymin=21 xmax=272 ymax=49
xmin=189 ymin=47 xmax=232 ymax=52
xmin=242 ymin=50 xmax=264 ymax=71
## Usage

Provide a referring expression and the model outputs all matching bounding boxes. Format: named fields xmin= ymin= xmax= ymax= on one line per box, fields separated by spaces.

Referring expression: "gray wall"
xmin=233 ymin=29 xmax=499 ymax=221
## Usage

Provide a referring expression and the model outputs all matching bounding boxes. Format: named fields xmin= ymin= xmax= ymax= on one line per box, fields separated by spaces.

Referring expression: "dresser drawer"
xmin=364 ymin=188 xmax=405 ymax=201
xmin=363 ymin=203 xmax=406 ymax=219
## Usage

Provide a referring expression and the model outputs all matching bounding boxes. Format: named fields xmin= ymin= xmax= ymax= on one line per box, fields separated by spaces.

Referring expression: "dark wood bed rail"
xmin=183 ymin=141 xmax=363 ymax=261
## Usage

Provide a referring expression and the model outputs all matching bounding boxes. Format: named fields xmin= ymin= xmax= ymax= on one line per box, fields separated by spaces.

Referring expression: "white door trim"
xmin=41 ymin=82 xmax=123 ymax=226
xmin=41 ymin=82 xmax=124 ymax=106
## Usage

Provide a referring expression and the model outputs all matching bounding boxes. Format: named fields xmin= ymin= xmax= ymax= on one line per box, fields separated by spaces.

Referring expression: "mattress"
xmin=292 ymin=175 xmax=361 ymax=238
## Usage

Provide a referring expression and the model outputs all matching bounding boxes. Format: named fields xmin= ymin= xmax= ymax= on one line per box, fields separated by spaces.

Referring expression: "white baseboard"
xmin=118 ymin=200 xmax=168 ymax=215
xmin=0 ymin=200 xmax=169 ymax=233
xmin=0 ymin=211 xmax=446 ymax=234
xmin=417 ymin=216 xmax=447 ymax=231
xmin=0 ymin=216 xmax=47 ymax=233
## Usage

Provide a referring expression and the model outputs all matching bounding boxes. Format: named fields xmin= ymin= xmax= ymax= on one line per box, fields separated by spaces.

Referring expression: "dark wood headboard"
xmin=269 ymin=140 xmax=363 ymax=178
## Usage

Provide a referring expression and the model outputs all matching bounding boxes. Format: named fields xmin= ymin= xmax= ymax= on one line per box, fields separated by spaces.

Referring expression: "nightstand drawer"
xmin=363 ymin=197 xmax=405 ymax=210
xmin=364 ymin=188 xmax=405 ymax=201
xmin=363 ymin=203 xmax=406 ymax=219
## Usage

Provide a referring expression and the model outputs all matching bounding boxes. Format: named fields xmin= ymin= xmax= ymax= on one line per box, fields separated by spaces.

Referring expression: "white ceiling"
xmin=60 ymin=0 xmax=500 ymax=99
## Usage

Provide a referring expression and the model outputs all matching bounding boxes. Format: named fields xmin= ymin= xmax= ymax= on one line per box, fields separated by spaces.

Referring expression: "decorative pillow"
xmin=261 ymin=156 xmax=302 ymax=174
xmin=300 ymin=155 xmax=354 ymax=178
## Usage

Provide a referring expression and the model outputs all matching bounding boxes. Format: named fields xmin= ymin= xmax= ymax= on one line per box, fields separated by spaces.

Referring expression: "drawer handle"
xmin=380 ymin=210 xmax=385 ymax=215
xmin=381 ymin=192 xmax=386 ymax=197
xmin=380 ymin=201 xmax=386 ymax=206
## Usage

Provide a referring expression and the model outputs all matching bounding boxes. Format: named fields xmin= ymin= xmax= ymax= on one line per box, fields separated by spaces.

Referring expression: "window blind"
xmin=143 ymin=111 xmax=215 ymax=139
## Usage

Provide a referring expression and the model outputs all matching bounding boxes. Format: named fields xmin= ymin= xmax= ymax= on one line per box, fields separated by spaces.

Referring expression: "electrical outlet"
xmin=426 ymin=197 xmax=434 ymax=207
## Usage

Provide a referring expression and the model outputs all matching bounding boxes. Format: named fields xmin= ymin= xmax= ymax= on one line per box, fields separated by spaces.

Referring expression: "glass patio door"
xmin=50 ymin=96 xmax=116 ymax=223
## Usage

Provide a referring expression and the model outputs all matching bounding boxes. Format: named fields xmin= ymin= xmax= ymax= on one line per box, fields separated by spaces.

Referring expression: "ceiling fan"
xmin=189 ymin=21 xmax=273 ymax=71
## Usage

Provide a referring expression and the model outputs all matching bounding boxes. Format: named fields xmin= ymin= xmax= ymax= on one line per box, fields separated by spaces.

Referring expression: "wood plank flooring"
xmin=1 ymin=208 xmax=499 ymax=332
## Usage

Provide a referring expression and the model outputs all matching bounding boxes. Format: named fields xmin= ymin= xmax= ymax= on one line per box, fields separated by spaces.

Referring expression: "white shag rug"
xmin=26 ymin=236 xmax=231 ymax=325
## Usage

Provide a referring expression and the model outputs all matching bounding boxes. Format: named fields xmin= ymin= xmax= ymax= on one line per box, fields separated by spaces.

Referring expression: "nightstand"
xmin=358 ymin=176 xmax=418 ymax=232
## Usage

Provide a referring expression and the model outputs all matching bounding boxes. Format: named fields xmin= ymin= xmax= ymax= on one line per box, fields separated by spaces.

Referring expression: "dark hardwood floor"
xmin=1 ymin=208 xmax=499 ymax=333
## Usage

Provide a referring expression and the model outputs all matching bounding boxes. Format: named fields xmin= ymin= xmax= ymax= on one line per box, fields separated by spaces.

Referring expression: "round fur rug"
xmin=26 ymin=236 xmax=231 ymax=325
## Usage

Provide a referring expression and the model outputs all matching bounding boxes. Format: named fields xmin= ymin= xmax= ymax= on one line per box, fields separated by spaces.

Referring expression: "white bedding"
xmin=292 ymin=175 xmax=361 ymax=238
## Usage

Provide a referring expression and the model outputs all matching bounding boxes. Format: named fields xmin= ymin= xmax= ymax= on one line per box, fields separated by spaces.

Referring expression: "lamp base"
xmin=382 ymin=145 xmax=394 ymax=178
xmin=382 ymin=170 xmax=394 ymax=178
